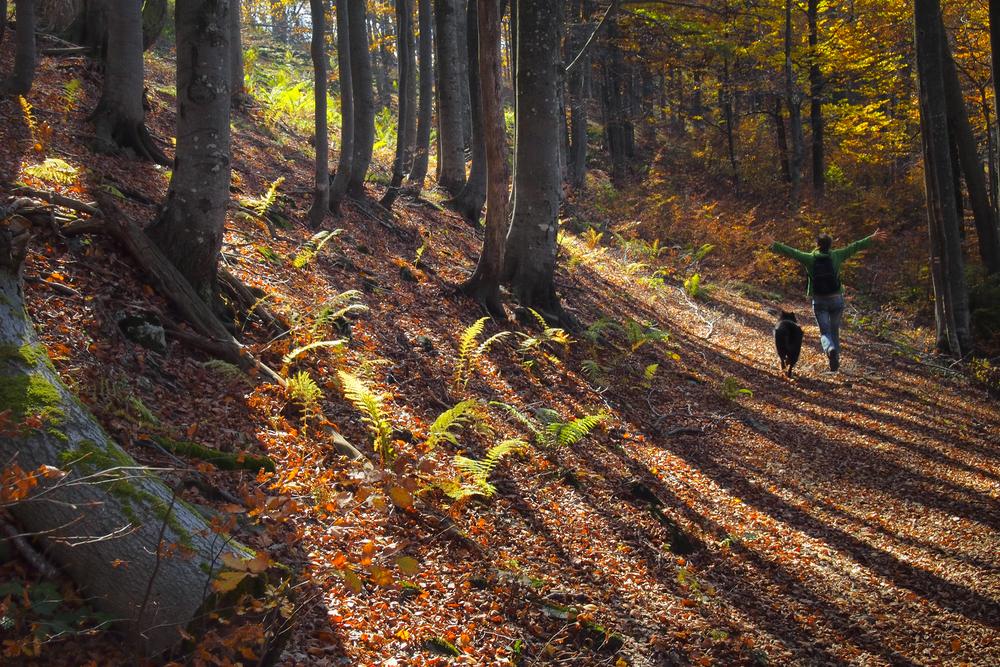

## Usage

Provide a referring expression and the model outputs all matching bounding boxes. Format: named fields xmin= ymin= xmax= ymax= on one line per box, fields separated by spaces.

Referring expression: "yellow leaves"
xmin=388 ymin=485 xmax=414 ymax=510
xmin=396 ymin=556 xmax=420 ymax=576
xmin=213 ymin=551 xmax=272 ymax=593
xmin=213 ymin=571 xmax=250 ymax=593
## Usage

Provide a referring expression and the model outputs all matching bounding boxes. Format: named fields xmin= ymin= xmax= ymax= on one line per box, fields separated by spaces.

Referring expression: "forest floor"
xmin=1 ymin=43 xmax=999 ymax=667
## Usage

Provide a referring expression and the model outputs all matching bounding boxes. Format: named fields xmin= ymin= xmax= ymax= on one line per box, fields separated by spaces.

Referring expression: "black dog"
xmin=774 ymin=310 xmax=804 ymax=377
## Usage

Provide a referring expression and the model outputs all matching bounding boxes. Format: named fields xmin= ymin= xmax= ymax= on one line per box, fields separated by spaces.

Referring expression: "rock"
xmin=116 ymin=311 xmax=167 ymax=354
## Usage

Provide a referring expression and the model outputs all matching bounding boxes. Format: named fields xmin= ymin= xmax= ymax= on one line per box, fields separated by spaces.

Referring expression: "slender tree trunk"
xmin=785 ymin=0 xmax=803 ymax=205
xmin=347 ymin=0 xmax=375 ymax=196
xmin=568 ymin=24 xmax=588 ymax=189
xmin=456 ymin=0 xmax=473 ymax=151
xmin=721 ymin=60 xmax=739 ymax=191
xmin=604 ymin=21 xmax=628 ymax=184
xmin=230 ymin=0 xmax=247 ymax=105
xmin=0 ymin=0 xmax=35 ymax=95
xmin=309 ymin=0 xmax=330 ymax=227
xmin=774 ymin=96 xmax=791 ymax=183
xmin=461 ymin=0 xmax=508 ymax=316
xmin=91 ymin=0 xmax=168 ymax=165
xmin=372 ymin=13 xmax=392 ymax=110
xmin=407 ymin=0 xmax=433 ymax=188
xmin=402 ymin=0 xmax=418 ymax=173
xmin=434 ymin=0 xmax=468 ymax=194
xmin=808 ymin=0 xmax=824 ymax=194
xmin=914 ymin=0 xmax=973 ymax=356
xmin=989 ymin=0 xmax=1000 ymax=223
xmin=1 ymin=0 xmax=7 ymax=47
xmin=503 ymin=0 xmax=566 ymax=324
xmin=331 ymin=0 xmax=355 ymax=213
xmin=272 ymin=1 xmax=288 ymax=43
xmin=379 ymin=0 xmax=415 ymax=209
xmin=939 ymin=16 xmax=1000 ymax=274
xmin=450 ymin=0 xmax=487 ymax=225
xmin=147 ymin=0 xmax=231 ymax=306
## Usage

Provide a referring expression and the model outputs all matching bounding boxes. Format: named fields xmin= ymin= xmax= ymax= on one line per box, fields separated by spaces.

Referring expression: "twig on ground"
xmin=0 ymin=519 xmax=61 ymax=579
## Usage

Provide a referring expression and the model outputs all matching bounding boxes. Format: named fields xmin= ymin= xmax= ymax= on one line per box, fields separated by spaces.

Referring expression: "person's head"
xmin=816 ymin=233 xmax=833 ymax=253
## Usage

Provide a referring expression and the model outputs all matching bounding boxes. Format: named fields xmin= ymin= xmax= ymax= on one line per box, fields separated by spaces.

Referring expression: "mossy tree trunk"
xmin=0 ymin=218 xmax=257 ymax=656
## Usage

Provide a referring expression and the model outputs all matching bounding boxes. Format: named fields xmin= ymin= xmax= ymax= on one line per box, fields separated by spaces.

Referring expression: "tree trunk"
xmin=230 ymin=0 xmax=247 ymax=105
xmin=330 ymin=0 xmax=355 ymax=214
xmin=914 ymin=0 xmax=973 ymax=356
xmin=939 ymin=16 xmax=1000 ymax=274
xmin=603 ymin=20 xmax=628 ymax=184
xmin=721 ymin=60 xmax=739 ymax=191
xmin=0 ymin=0 xmax=36 ymax=95
xmin=567 ymin=21 xmax=588 ymax=189
xmin=774 ymin=96 xmax=791 ymax=183
xmin=146 ymin=0 xmax=231 ymax=307
xmin=461 ymin=0 xmax=508 ymax=316
xmin=309 ymin=0 xmax=330 ymax=227
xmin=347 ymin=0 xmax=375 ymax=197
xmin=402 ymin=0 xmax=418 ymax=173
xmin=989 ymin=0 xmax=1000 ymax=223
xmin=91 ymin=0 xmax=169 ymax=165
xmin=450 ymin=0 xmax=487 ymax=225
xmin=434 ymin=0 xmax=468 ymax=195
xmin=808 ymin=0 xmax=824 ymax=195
xmin=502 ymin=0 xmax=566 ymax=324
xmin=407 ymin=0 xmax=433 ymax=188
xmin=785 ymin=0 xmax=803 ymax=205
xmin=372 ymin=13 xmax=392 ymax=110
xmin=1 ymin=0 xmax=7 ymax=47
xmin=0 ymin=218 xmax=257 ymax=656
xmin=455 ymin=0 xmax=473 ymax=151
xmin=379 ymin=0 xmax=415 ymax=209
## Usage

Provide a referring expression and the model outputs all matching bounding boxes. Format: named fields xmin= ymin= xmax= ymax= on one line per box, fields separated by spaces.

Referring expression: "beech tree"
xmin=331 ymin=0 xmax=355 ymax=214
xmin=230 ymin=0 xmax=247 ymax=105
xmin=91 ymin=0 xmax=168 ymax=164
xmin=502 ymin=0 xmax=566 ymax=323
xmin=0 ymin=0 xmax=36 ymax=95
xmin=407 ymin=0 xmax=434 ymax=188
xmin=309 ymin=0 xmax=330 ymax=226
xmin=347 ymin=0 xmax=376 ymax=196
xmin=434 ymin=0 xmax=467 ymax=195
xmin=147 ymin=0 xmax=232 ymax=305
xmin=450 ymin=0 xmax=487 ymax=224
xmin=380 ymin=0 xmax=416 ymax=209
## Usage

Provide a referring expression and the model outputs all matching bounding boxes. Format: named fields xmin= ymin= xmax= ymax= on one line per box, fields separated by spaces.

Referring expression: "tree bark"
xmin=456 ymin=0 xmax=473 ymax=151
xmin=347 ymin=0 xmax=375 ymax=197
xmin=309 ymin=0 xmax=330 ymax=227
xmin=785 ymin=0 xmax=803 ymax=205
xmin=372 ymin=12 xmax=392 ymax=110
xmin=808 ymin=0 xmax=824 ymax=195
xmin=0 ymin=217 xmax=257 ymax=656
xmin=914 ymin=0 xmax=973 ymax=356
xmin=939 ymin=15 xmax=1000 ymax=274
xmin=407 ymin=0 xmax=433 ymax=188
xmin=773 ymin=96 xmax=791 ymax=183
xmin=434 ymin=0 xmax=468 ymax=195
xmin=379 ymin=0 xmax=415 ymax=209
xmin=502 ymin=0 xmax=566 ymax=324
xmin=603 ymin=20 xmax=628 ymax=184
xmin=1 ymin=0 xmax=7 ymax=47
xmin=230 ymin=0 xmax=247 ymax=105
xmin=567 ymin=20 xmax=588 ymax=189
xmin=330 ymin=0 xmax=355 ymax=214
xmin=91 ymin=0 xmax=169 ymax=165
xmin=450 ymin=0 xmax=487 ymax=225
xmin=989 ymin=0 xmax=1000 ymax=221
xmin=402 ymin=0 xmax=418 ymax=173
xmin=461 ymin=0 xmax=508 ymax=317
xmin=0 ymin=0 xmax=36 ymax=95
xmin=146 ymin=0 xmax=231 ymax=307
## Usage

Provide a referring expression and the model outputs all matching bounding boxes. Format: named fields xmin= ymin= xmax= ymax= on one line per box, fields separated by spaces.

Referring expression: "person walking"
xmin=770 ymin=229 xmax=886 ymax=371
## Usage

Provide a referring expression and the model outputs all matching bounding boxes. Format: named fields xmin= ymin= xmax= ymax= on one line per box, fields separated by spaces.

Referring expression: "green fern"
xmin=581 ymin=359 xmax=607 ymax=384
xmin=544 ymin=413 xmax=606 ymax=448
xmin=446 ymin=439 xmax=527 ymax=499
xmin=426 ymin=400 xmax=480 ymax=450
xmin=242 ymin=176 xmax=285 ymax=217
xmin=62 ymin=78 xmax=83 ymax=116
xmin=201 ymin=359 xmax=247 ymax=382
xmin=624 ymin=319 xmax=670 ymax=352
xmin=452 ymin=318 xmax=510 ymax=394
xmin=286 ymin=371 xmax=323 ymax=412
xmin=311 ymin=290 xmax=368 ymax=337
xmin=721 ymin=377 xmax=753 ymax=400
xmin=293 ymin=229 xmax=342 ymax=269
xmin=282 ymin=339 xmax=346 ymax=364
xmin=22 ymin=158 xmax=78 ymax=185
xmin=489 ymin=401 xmax=542 ymax=441
xmin=642 ymin=363 xmax=660 ymax=388
xmin=517 ymin=309 xmax=573 ymax=360
xmin=339 ymin=370 xmax=394 ymax=464
xmin=683 ymin=273 xmax=704 ymax=298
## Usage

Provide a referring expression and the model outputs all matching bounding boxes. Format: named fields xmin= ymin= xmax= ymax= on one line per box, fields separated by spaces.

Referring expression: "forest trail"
xmin=2 ymin=47 xmax=998 ymax=666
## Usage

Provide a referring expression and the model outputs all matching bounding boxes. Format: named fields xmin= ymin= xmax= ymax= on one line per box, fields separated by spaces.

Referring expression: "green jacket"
xmin=770 ymin=233 xmax=876 ymax=296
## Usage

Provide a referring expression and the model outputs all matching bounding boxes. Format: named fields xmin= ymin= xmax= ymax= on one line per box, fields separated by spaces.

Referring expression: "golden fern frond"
xmin=451 ymin=439 xmax=526 ymax=498
xmin=545 ymin=413 xmax=606 ymax=448
xmin=525 ymin=308 xmax=548 ymax=329
xmin=282 ymin=339 xmax=346 ymax=364
xmin=474 ymin=331 xmax=511 ymax=358
xmin=338 ymin=370 xmax=394 ymax=464
xmin=489 ymin=401 xmax=541 ymax=439
xmin=426 ymin=400 xmax=479 ymax=450
xmin=452 ymin=317 xmax=488 ymax=392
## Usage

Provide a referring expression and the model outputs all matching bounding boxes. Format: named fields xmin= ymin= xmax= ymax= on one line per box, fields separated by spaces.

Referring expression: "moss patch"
xmin=0 ymin=343 xmax=51 ymax=367
xmin=153 ymin=436 xmax=276 ymax=473
xmin=0 ymin=372 xmax=65 ymax=425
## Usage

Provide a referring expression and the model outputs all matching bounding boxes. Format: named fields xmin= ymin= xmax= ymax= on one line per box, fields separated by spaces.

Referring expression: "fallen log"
xmin=0 ymin=217 xmax=268 ymax=655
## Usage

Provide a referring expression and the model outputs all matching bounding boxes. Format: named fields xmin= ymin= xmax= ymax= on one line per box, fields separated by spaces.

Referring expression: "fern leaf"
xmin=338 ymin=371 xmax=394 ymax=464
xmin=489 ymin=401 xmax=541 ymax=438
xmin=525 ymin=308 xmax=548 ymax=329
xmin=545 ymin=413 xmax=606 ymax=448
xmin=426 ymin=400 xmax=479 ymax=450
xmin=474 ymin=331 xmax=510 ymax=358
xmin=282 ymin=339 xmax=346 ymax=364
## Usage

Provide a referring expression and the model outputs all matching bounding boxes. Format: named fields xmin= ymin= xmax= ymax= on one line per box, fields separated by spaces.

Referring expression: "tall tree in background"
xmin=461 ymin=0 xmax=508 ymax=316
xmin=309 ymin=0 xmax=330 ymax=226
xmin=147 ymin=0 xmax=231 ymax=305
xmin=914 ymin=0 xmax=972 ymax=356
xmin=807 ymin=0 xmax=824 ymax=195
xmin=408 ymin=0 xmax=434 ymax=188
xmin=450 ymin=0 xmax=487 ymax=225
xmin=331 ymin=0 xmax=355 ymax=213
xmin=230 ymin=0 xmax=247 ymax=105
xmin=91 ymin=0 xmax=168 ymax=164
xmin=380 ymin=0 xmax=416 ymax=208
xmin=434 ymin=0 xmax=468 ymax=195
xmin=503 ymin=0 xmax=566 ymax=323
xmin=347 ymin=0 xmax=375 ymax=196
xmin=0 ymin=0 xmax=36 ymax=95
xmin=785 ymin=0 xmax=804 ymax=205
xmin=990 ymin=1 xmax=1000 ymax=213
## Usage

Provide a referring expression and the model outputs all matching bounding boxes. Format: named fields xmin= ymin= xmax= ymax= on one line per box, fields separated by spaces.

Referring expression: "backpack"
xmin=812 ymin=253 xmax=841 ymax=295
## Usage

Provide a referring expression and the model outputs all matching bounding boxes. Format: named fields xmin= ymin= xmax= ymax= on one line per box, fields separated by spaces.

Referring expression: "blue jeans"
xmin=812 ymin=293 xmax=845 ymax=355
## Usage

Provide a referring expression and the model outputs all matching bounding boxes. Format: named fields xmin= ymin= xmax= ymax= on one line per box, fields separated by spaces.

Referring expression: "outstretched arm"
xmin=770 ymin=241 xmax=813 ymax=265
xmin=835 ymin=228 xmax=885 ymax=261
